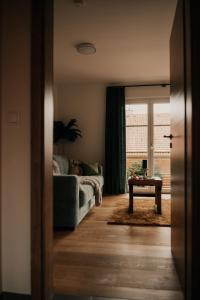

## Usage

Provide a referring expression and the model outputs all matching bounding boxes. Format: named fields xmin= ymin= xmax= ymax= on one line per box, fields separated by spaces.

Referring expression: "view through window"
xmin=126 ymin=101 xmax=171 ymax=192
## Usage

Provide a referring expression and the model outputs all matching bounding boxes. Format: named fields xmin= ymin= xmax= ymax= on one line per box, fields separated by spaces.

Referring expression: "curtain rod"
xmin=122 ymin=83 xmax=170 ymax=88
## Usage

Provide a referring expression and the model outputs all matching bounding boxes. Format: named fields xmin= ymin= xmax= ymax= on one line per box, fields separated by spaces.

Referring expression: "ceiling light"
xmin=76 ymin=43 xmax=96 ymax=55
xmin=73 ymin=0 xmax=86 ymax=7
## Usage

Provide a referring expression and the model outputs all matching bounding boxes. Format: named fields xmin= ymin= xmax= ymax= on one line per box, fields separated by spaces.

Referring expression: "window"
xmin=126 ymin=99 xmax=171 ymax=192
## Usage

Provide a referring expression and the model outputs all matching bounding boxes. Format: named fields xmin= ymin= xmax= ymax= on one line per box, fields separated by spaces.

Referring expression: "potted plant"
xmin=54 ymin=119 xmax=82 ymax=143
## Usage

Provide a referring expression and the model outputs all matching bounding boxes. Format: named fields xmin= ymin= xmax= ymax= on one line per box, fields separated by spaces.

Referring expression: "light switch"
xmin=7 ymin=111 xmax=20 ymax=126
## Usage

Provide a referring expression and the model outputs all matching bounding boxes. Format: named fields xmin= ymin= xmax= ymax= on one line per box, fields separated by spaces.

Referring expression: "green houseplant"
xmin=127 ymin=161 xmax=144 ymax=178
xmin=54 ymin=119 xmax=82 ymax=143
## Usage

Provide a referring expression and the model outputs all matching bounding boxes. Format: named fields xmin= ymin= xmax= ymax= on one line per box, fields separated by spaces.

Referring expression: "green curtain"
xmin=105 ymin=86 xmax=126 ymax=194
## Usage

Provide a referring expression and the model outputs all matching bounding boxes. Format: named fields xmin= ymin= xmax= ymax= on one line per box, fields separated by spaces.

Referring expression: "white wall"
xmin=54 ymin=83 xmax=106 ymax=165
xmin=125 ymin=85 xmax=170 ymax=100
xmin=0 ymin=0 xmax=31 ymax=294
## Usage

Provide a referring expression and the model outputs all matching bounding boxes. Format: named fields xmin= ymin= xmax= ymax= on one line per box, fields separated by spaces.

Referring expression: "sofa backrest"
xmin=53 ymin=155 xmax=69 ymax=175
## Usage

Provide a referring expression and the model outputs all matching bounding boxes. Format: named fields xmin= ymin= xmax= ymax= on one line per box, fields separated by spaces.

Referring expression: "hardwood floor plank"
xmin=54 ymin=218 xmax=171 ymax=247
xmin=54 ymin=252 xmax=175 ymax=272
xmin=54 ymin=264 xmax=180 ymax=290
xmin=54 ymin=286 xmax=183 ymax=300
xmin=54 ymin=242 xmax=172 ymax=258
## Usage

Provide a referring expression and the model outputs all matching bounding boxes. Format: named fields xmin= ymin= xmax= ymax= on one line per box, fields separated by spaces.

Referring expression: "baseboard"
xmin=1 ymin=292 xmax=31 ymax=299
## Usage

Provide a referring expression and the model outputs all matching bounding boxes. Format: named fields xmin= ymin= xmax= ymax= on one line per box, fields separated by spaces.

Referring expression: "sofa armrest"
xmin=53 ymin=175 xmax=79 ymax=228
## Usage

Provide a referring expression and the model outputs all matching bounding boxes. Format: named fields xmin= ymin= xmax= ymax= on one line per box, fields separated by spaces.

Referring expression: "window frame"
xmin=125 ymin=97 xmax=170 ymax=193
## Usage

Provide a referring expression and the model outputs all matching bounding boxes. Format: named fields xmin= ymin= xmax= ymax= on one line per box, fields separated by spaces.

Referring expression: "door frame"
xmin=30 ymin=0 xmax=200 ymax=299
xmin=184 ymin=0 xmax=200 ymax=299
xmin=0 ymin=1 xmax=3 ymax=290
xmin=31 ymin=0 xmax=54 ymax=299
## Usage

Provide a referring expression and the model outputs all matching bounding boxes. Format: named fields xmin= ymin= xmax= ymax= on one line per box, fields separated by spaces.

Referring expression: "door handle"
xmin=163 ymin=134 xmax=174 ymax=140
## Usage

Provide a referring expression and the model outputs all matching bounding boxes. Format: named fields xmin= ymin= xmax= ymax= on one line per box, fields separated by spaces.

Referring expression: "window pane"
xmin=126 ymin=103 xmax=148 ymax=187
xmin=153 ymin=102 xmax=171 ymax=191
xmin=154 ymin=126 xmax=170 ymax=152
xmin=126 ymin=104 xmax=148 ymax=126
xmin=126 ymin=126 xmax=148 ymax=153
xmin=154 ymin=157 xmax=171 ymax=190
xmin=154 ymin=103 xmax=170 ymax=125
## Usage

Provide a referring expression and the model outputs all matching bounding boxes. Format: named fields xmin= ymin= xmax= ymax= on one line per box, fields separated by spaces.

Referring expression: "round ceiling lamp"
xmin=73 ymin=0 xmax=86 ymax=7
xmin=76 ymin=43 xmax=96 ymax=55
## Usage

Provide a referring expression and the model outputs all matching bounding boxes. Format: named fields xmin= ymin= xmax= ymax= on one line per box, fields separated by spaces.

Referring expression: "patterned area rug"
xmin=107 ymin=196 xmax=171 ymax=226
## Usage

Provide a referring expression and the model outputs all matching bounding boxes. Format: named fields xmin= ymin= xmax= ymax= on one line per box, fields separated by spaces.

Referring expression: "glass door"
xmin=153 ymin=102 xmax=171 ymax=192
xmin=126 ymin=103 xmax=148 ymax=180
xmin=126 ymin=99 xmax=171 ymax=193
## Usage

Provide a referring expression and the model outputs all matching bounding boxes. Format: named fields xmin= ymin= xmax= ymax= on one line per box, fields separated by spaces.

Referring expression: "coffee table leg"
xmin=155 ymin=186 xmax=162 ymax=214
xmin=129 ymin=184 xmax=134 ymax=213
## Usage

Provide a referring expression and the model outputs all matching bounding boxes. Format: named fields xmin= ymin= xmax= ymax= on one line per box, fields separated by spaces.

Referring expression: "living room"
xmin=1 ymin=0 xmax=200 ymax=299
xmin=52 ymin=0 xmax=181 ymax=299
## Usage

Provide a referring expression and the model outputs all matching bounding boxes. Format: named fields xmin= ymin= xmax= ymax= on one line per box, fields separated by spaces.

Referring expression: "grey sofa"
xmin=53 ymin=155 xmax=104 ymax=229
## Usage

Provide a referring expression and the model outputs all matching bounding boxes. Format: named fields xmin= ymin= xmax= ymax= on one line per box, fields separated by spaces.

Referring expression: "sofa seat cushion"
xmin=79 ymin=184 xmax=94 ymax=207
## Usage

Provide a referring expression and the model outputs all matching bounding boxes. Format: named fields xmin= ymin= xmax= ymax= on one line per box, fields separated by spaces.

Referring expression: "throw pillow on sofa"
xmin=81 ymin=162 xmax=100 ymax=176
xmin=69 ymin=159 xmax=83 ymax=176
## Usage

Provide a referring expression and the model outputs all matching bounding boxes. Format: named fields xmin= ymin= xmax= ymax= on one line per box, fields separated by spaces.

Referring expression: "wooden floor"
xmin=53 ymin=195 xmax=183 ymax=300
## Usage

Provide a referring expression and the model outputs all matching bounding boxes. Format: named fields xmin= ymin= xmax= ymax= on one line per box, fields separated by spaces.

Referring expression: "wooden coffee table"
xmin=128 ymin=177 xmax=163 ymax=214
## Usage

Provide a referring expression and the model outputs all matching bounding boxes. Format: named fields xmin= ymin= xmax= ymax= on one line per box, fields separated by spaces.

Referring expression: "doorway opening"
xmin=52 ymin=0 xmax=181 ymax=299
xmin=30 ymin=0 xmax=200 ymax=299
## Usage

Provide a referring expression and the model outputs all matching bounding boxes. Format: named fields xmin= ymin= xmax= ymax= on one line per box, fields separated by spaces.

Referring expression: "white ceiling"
xmin=54 ymin=0 xmax=177 ymax=84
